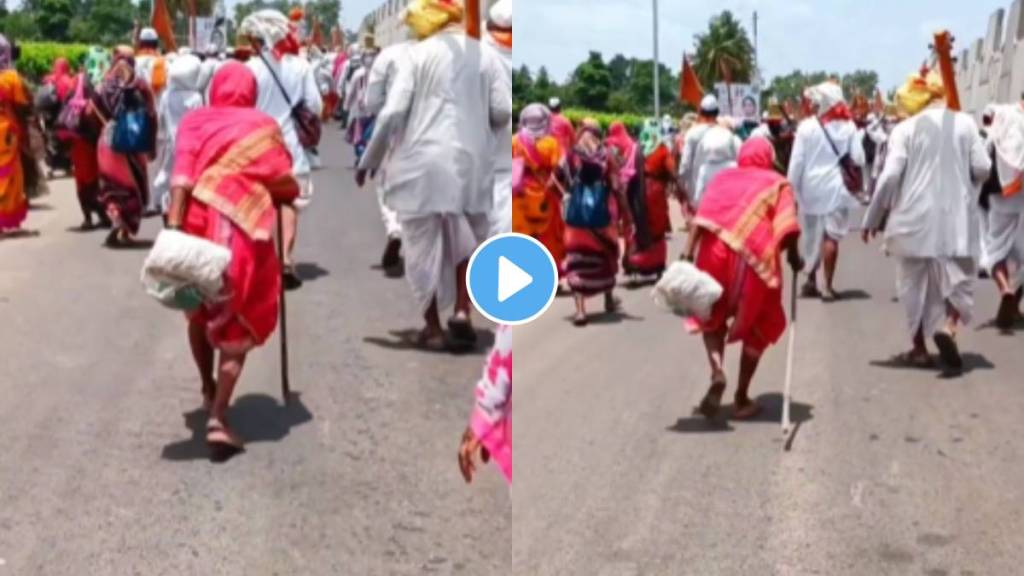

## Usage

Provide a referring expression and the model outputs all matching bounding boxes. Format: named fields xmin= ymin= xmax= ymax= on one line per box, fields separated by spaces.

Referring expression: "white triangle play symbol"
xmin=498 ymin=256 xmax=533 ymax=303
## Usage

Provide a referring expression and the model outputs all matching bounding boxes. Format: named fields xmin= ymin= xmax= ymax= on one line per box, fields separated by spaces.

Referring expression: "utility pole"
xmin=653 ymin=0 xmax=661 ymax=117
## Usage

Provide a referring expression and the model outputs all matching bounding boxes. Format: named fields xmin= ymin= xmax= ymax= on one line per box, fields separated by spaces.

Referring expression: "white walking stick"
xmin=781 ymin=268 xmax=797 ymax=444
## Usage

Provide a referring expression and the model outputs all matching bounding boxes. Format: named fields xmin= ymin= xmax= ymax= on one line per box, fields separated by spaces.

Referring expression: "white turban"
xmin=489 ymin=0 xmax=511 ymax=28
xmin=239 ymin=9 xmax=291 ymax=47
xmin=140 ymin=27 xmax=159 ymax=42
xmin=168 ymin=54 xmax=202 ymax=91
xmin=804 ymin=82 xmax=845 ymax=114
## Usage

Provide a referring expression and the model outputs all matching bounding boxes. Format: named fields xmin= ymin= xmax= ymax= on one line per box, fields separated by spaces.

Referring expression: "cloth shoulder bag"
xmin=259 ymin=52 xmax=322 ymax=149
xmin=817 ymin=117 xmax=863 ymax=194
xmin=57 ymin=74 xmax=89 ymax=133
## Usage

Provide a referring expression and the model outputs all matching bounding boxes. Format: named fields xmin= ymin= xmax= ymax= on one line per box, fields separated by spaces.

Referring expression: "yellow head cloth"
xmin=896 ymin=71 xmax=946 ymax=117
xmin=405 ymin=0 xmax=465 ymax=39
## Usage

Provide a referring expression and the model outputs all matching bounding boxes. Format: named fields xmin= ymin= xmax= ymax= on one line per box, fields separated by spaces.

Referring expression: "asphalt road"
xmin=0 ymin=131 xmax=508 ymax=575
xmin=514 ymin=208 xmax=1024 ymax=575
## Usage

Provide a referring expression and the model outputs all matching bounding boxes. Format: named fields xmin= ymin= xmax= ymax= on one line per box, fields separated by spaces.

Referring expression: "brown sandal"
xmin=206 ymin=418 xmax=244 ymax=458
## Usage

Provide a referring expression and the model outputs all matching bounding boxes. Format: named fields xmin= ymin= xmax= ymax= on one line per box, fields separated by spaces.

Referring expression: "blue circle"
xmin=467 ymin=233 xmax=558 ymax=325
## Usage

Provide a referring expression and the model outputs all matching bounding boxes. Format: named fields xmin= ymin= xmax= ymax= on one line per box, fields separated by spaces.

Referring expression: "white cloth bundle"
xmin=651 ymin=261 xmax=724 ymax=320
xmin=141 ymin=229 xmax=232 ymax=308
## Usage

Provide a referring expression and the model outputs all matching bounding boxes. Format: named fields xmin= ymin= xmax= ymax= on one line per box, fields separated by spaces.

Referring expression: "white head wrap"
xmin=239 ymin=9 xmax=291 ymax=47
xmin=140 ymin=27 xmax=159 ymax=42
xmin=489 ymin=0 xmax=511 ymax=28
xmin=804 ymin=82 xmax=845 ymax=114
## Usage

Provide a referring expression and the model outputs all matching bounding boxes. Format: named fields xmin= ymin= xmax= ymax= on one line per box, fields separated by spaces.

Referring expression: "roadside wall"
xmin=956 ymin=0 xmax=1024 ymax=118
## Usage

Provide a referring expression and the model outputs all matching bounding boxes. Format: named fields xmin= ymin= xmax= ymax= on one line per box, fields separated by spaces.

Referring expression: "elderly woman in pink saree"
xmin=166 ymin=62 xmax=299 ymax=456
xmin=459 ymin=325 xmax=511 ymax=485
xmin=686 ymin=138 xmax=803 ymax=420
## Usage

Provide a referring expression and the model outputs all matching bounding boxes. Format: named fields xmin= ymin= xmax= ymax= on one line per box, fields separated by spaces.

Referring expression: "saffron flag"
xmin=679 ymin=54 xmax=703 ymax=108
xmin=151 ymin=0 xmax=178 ymax=53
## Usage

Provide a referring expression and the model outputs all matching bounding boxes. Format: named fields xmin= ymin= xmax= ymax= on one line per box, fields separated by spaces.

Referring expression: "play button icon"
xmin=498 ymin=256 xmax=532 ymax=302
xmin=467 ymin=233 xmax=558 ymax=325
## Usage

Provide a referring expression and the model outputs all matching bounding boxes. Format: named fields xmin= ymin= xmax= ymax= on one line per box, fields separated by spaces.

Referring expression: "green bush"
xmin=562 ymin=108 xmax=646 ymax=134
xmin=15 ymin=42 xmax=92 ymax=83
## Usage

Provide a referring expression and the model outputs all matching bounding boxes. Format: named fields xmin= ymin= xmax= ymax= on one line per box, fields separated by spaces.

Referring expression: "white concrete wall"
xmin=956 ymin=0 xmax=1024 ymax=118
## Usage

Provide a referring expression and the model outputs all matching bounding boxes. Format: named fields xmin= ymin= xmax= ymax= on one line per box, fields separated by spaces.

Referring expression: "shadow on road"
xmin=363 ymin=328 xmax=494 ymax=355
xmin=106 ymin=239 xmax=155 ymax=251
xmin=295 ymin=262 xmax=330 ymax=282
xmin=0 ymin=229 xmax=41 ymax=241
xmin=161 ymin=392 xmax=314 ymax=463
xmin=831 ymin=289 xmax=872 ymax=301
xmin=870 ymin=352 xmax=994 ymax=378
xmin=561 ymin=311 xmax=644 ymax=325
xmin=667 ymin=393 xmax=814 ymax=434
xmin=370 ymin=260 xmax=405 ymax=279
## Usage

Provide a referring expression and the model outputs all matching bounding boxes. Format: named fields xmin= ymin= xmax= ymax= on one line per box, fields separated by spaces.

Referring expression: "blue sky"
xmin=515 ymin=0 xmax=1013 ymax=91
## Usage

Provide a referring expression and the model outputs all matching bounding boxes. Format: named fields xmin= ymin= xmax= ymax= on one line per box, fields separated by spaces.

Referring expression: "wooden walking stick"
xmin=781 ymin=267 xmax=798 ymax=446
xmin=277 ymin=207 xmax=291 ymax=405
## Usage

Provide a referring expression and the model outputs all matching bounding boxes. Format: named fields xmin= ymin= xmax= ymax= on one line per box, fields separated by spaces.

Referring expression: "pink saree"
xmin=174 ymin=62 xmax=300 ymax=353
xmin=469 ymin=325 xmax=512 ymax=483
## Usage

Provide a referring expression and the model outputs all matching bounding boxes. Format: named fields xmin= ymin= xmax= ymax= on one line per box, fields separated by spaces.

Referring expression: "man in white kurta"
xmin=484 ymin=0 xmax=512 ymax=238
xmin=244 ymin=15 xmax=323 ymax=290
xmin=863 ymin=83 xmax=990 ymax=370
xmin=357 ymin=9 xmax=511 ymax=349
xmin=363 ymin=38 xmax=414 ymax=267
xmin=787 ymin=82 xmax=865 ymax=301
xmin=679 ymin=95 xmax=741 ymax=211
xmin=982 ymin=103 xmax=1024 ymax=328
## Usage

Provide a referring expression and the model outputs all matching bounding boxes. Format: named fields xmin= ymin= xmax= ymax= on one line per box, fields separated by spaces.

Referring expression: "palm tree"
xmin=692 ymin=11 xmax=755 ymax=87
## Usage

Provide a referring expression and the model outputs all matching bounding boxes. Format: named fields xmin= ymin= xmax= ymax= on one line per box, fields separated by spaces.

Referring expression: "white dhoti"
xmin=400 ymin=212 xmax=490 ymax=314
xmin=897 ymin=257 xmax=975 ymax=340
xmin=293 ymin=175 xmax=315 ymax=211
xmin=981 ymin=209 xmax=1024 ymax=289
xmin=377 ymin=186 xmax=402 ymax=240
xmin=800 ymin=207 xmax=851 ymax=270
xmin=489 ymin=170 xmax=511 ymax=237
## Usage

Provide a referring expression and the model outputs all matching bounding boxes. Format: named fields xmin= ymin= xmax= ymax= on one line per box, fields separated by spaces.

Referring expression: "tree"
xmin=607 ymin=54 xmax=631 ymax=92
xmin=1 ymin=11 xmax=40 ymax=39
xmin=512 ymin=65 xmax=533 ymax=106
xmin=693 ymin=11 xmax=755 ymax=87
xmin=531 ymin=66 xmax=557 ymax=104
xmin=68 ymin=0 xmax=136 ymax=45
xmin=35 ymin=0 xmax=75 ymax=41
xmin=570 ymin=51 xmax=613 ymax=111
xmin=305 ymin=0 xmax=341 ymax=43
xmin=842 ymin=70 xmax=879 ymax=99
xmin=626 ymin=59 xmax=677 ymax=115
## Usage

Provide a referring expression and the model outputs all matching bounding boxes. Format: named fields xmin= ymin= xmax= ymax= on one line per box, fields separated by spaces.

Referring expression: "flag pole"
xmin=653 ymin=0 xmax=660 ymax=118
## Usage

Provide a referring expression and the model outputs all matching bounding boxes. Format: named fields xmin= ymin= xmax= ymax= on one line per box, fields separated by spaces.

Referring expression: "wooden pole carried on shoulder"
xmin=466 ymin=0 xmax=481 ymax=39
xmin=933 ymin=30 xmax=962 ymax=112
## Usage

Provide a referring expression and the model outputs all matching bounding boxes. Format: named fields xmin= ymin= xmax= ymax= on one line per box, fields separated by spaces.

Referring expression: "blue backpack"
xmin=565 ymin=179 xmax=611 ymax=229
xmin=111 ymin=90 xmax=152 ymax=154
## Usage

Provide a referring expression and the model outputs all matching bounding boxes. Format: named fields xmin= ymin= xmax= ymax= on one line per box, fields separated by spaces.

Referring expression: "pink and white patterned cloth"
xmin=469 ymin=325 xmax=511 ymax=484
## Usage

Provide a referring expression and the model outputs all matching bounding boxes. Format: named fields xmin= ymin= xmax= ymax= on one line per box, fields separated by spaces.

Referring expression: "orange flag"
xmin=151 ymin=0 xmax=177 ymax=53
xmin=679 ymin=54 xmax=704 ymax=108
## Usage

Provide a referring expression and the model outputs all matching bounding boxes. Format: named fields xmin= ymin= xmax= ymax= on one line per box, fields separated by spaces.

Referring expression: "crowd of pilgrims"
xmin=516 ymin=70 xmax=1024 ymax=420
xmin=0 ymin=0 xmax=515 ymax=476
